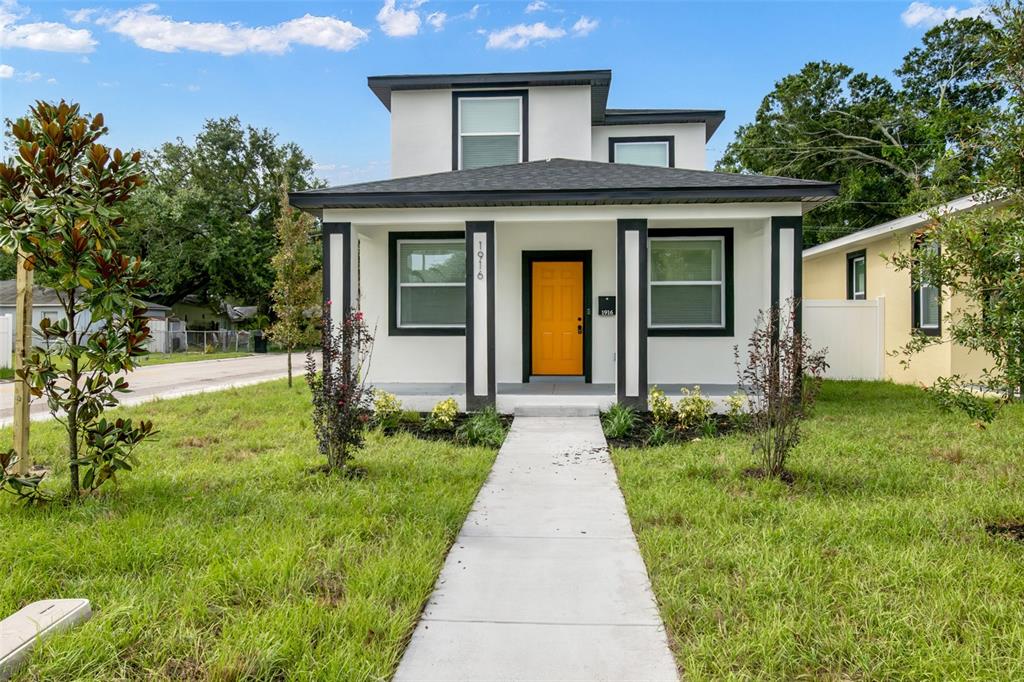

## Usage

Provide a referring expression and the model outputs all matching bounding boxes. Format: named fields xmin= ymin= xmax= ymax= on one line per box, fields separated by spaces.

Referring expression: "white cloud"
xmin=186 ymin=83 xmax=199 ymax=91
xmin=96 ymin=4 xmax=369 ymax=55
xmin=18 ymin=70 xmax=40 ymax=81
xmin=525 ymin=1 xmax=548 ymax=13
xmin=463 ymin=4 xmax=481 ymax=20
xmin=66 ymin=8 xmax=96 ymax=23
xmin=486 ymin=21 xmax=564 ymax=49
xmin=426 ymin=11 xmax=446 ymax=30
xmin=571 ymin=15 xmax=597 ymax=37
xmin=900 ymin=1 xmax=987 ymax=28
xmin=46 ymin=77 xmax=56 ymax=84
xmin=376 ymin=0 xmax=420 ymax=37
xmin=1 ymin=0 xmax=97 ymax=52
xmin=0 ymin=63 xmax=13 ymax=78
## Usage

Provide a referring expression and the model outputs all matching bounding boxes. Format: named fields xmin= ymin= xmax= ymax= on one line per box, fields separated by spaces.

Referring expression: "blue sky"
xmin=1 ymin=0 xmax=988 ymax=185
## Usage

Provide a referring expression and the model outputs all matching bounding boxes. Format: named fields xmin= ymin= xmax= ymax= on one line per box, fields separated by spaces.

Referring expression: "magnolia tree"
xmin=0 ymin=101 xmax=154 ymax=499
xmin=735 ymin=300 xmax=829 ymax=479
xmin=889 ymin=1 xmax=1024 ymax=418
xmin=269 ymin=184 xmax=320 ymax=387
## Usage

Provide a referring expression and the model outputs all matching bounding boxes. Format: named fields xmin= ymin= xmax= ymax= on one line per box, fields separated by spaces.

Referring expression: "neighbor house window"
xmin=609 ymin=136 xmax=674 ymax=168
xmin=648 ymin=236 xmax=726 ymax=329
xmin=390 ymin=232 xmax=466 ymax=335
xmin=912 ymin=241 xmax=940 ymax=335
xmin=456 ymin=94 xmax=524 ymax=170
xmin=847 ymin=250 xmax=866 ymax=300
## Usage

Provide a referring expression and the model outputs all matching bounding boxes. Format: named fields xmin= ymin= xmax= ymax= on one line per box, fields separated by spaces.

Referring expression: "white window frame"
xmin=647 ymin=236 xmax=727 ymax=329
xmin=457 ymin=95 xmax=523 ymax=171
xmin=850 ymin=255 xmax=866 ymax=300
xmin=613 ymin=140 xmax=670 ymax=168
xmin=395 ymin=238 xmax=466 ymax=330
xmin=917 ymin=282 xmax=940 ymax=330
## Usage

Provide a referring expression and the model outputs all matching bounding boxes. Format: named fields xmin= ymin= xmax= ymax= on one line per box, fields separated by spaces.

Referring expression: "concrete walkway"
xmin=394 ymin=413 xmax=679 ymax=682
xmin=0 ymin=353 xmax=299 ymax=426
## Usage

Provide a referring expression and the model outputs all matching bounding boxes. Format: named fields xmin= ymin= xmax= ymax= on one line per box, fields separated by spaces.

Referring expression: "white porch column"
xmin=466 ymin=221 xmax=495 ymax=410
xmin=771 ymin=215 xmax=803 ymax=339
xmin=617 ymin=219 xmax=647 ymax=410
xmin=322 ymin=222 xmax=351 ymax=323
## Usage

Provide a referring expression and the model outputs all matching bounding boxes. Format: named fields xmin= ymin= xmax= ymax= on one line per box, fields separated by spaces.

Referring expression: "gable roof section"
xmin=0 ymin=281 xmax=171 ymax=311
xmin=802 ymin=194 xmax=1002 ymax=260
xmin=368 ymin=70 xmax=613 ymax=124
xmin=290 ymin=158 xmax=838 ymax=210
xmin=599 ymin=109 xmax=726 ymax=141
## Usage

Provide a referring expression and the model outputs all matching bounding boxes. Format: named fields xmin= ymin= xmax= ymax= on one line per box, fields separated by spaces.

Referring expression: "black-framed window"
xmin=388 ymin=231 xmax=466 ymax=336
xmin=647 ymin=227 xmax=734 ymax=337
xmin=846 ymin=249 xmax=866 ymax=300
xmin=912 ymin=240 xmax=941 ymax=336
xmin=452 ymin=90 xmax=528 ymax=171
xmin=608 ymin=136 xmax=674 ymax=168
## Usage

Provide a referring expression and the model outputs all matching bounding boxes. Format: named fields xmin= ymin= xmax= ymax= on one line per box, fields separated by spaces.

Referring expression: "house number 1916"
xmin=476 ymin=238 xmax=485 ymax=280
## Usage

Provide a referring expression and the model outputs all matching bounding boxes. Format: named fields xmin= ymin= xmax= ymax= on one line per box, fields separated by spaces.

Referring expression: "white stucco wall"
xmin=591 ymin=123 xmax=707 ymax=170
xmin=390 ymin=90 xmax=452 ymax=178
xmin=527 ymin=86 xmax=592 ymax=162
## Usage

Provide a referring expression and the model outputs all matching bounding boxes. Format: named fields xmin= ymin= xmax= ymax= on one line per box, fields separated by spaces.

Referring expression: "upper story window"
xmin=846 ymin=249 xmax=866 ymax=300
xmin=456 ymin=92 xmax=525 ymax=170
xmin=609 ymin=136 xmax=674 ymax=168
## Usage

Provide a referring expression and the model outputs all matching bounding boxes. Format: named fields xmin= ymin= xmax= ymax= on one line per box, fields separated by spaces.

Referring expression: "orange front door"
xmin=531 ymin=261 xmax=584 ymax=376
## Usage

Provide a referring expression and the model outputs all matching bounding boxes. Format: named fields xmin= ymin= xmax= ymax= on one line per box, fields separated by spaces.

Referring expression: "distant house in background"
xmin=171 ymin=296 xmax=258 ymax=331
xmin=802 ymin=195 xmax=998 ymax=386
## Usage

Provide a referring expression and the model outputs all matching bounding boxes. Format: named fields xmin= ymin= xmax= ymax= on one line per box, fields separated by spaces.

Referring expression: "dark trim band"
xmin=646 ymin=227 xmax=735 ymax=337
xmin=387 ymin=230 xmax=466 ymax=337
xmin=608 ymin=136 xmax=675 ymax=168
xmin=771 ymin=216 xmax=803 ymax=339
xmin=452 ymin=90 xmax=530 ymax=171
xmin=521 ymin=250 xmax=593 ymax=384
xmin=466 ymin=221 xmax=496 ymax=410
xmin=322 ymin=223 xmax=351 ymax=318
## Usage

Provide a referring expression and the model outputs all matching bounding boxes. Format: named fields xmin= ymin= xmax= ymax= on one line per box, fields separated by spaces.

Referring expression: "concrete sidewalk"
xmin=394 ymin=415 xmax=679 ymax=681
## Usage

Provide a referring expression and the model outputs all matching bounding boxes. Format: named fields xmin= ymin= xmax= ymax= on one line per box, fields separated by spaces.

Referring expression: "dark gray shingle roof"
xmin=290 ymin=158 xmax=838 ymax=210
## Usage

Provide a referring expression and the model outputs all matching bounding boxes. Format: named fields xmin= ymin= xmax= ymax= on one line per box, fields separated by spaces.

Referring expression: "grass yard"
xmin=613 ymin=380 xmax=1024 ymax=680
xmin=135 ymin=350 xmax=253 ymax=366
xmin=0 ymin=380 xmax=496 ymax=680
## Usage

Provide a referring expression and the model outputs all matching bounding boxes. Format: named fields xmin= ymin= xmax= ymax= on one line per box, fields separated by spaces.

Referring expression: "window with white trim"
xmin=648 ymin=237 xmax=726 ymax=328
xmin=848 ymin=252 xmax=866 ymax=300
xmin=396 ymin=239 xmax=466 ymax=328
xmin=613 ymin=141 xmax=670 ymax=167
xmin=913 ymin=241 xmax=940 ymax=332
xmin=458 ymin=96 xmax=522 ymax=170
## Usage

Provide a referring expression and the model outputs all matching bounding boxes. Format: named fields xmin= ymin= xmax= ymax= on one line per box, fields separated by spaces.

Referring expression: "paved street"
xmin=0 ymin=353 xmax=300 ymax=426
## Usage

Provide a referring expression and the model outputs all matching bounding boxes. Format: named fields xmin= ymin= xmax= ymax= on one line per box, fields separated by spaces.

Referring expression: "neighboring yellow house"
xmin=802 ymin=195 xmax=996 ymax=386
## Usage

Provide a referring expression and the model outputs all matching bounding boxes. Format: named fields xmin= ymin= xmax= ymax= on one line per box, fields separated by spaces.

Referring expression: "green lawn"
xmin=0 ymin=380 xmax=495 ymax=680
xmin=135 ymin=350 xmax=253 ymax=366
xmin=613 ymin=380 xmax=1024 ymax=680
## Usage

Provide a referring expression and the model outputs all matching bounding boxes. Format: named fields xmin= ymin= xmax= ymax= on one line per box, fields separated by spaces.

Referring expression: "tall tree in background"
xmin=890 ymin=0 xmax=1024 ymax=413
xmin=718 ymin=17 xmax=1003 ymax=245
xmin=269 ymin=184 xmax=321 ymax=387
xmin=120 ymin=117 xmax=321 ymax=309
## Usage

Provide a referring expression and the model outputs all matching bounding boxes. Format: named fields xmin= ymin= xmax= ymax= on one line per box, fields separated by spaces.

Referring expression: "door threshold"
xmin=528 ymin=375 xmax=587 ymax=383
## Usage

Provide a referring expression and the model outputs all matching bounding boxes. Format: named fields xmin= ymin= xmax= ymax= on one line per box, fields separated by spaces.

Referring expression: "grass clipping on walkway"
xmin=0 ymin=380 xmax=495 ymax=680
xmin=612 ymin=380 xmax=1024 ymax=680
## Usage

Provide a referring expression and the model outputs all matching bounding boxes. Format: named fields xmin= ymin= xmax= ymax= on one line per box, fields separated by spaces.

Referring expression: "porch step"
xmin=513 ymin=405 xmax=600 ymax=418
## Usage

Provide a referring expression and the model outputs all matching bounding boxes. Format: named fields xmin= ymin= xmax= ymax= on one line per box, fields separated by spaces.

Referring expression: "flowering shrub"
xmin=726 ymin=392 xmax=750 ymax=430
xmin=648 ymin=386 xmax=675 ymax=427
xmin=372 ymin=389 xmax=403 ymax=430
xmin=677 ymin=386 xmax=714 ymax=432
xmin=427 ymin=398 xmax=459 ymax=432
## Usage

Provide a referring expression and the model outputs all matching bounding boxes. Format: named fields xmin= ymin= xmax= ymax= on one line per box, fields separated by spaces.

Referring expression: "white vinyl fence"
xmin=803 ymin=298 xmax=885 ymax=380
xmin=0 ymin=314 xmax=11 ymax=369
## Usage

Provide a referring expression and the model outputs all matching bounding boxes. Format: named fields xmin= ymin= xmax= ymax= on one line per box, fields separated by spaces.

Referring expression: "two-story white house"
xmin=290 ymin=69 xmax=838 ymax=411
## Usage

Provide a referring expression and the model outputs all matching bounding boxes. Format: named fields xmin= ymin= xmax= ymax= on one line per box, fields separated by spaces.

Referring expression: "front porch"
xmin=374 ymin=382 xmax=740 ymax=414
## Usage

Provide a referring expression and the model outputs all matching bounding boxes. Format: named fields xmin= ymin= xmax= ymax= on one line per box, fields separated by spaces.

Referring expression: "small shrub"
xmin=698 ymin=417 xmax=718 ymax=439
xmin=399 ymin=410 xmax=422 ymax=426
xmin=645 ymin=424 xmax=672 ymax=447
xmin=602 ymin=403 xmax=637 ymax=438
xmin=426 ymin=398 xmax=459 ymax=432
xmin=677 ymin=386 xmax=714 ymax=432
xmin=457 ymin=408 xmax=507 ymax=448
xmin=649 ymin=386 xmax=675 ymax=426
xmin=372 ymin=389 xmax=403 ymax=430
xmin=726 ymin=392 xmax=750 ymax=431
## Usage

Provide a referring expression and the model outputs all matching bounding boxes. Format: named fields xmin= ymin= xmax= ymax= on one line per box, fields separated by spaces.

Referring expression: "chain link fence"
xmin=148 ymin=319 xmax=260 ymax=354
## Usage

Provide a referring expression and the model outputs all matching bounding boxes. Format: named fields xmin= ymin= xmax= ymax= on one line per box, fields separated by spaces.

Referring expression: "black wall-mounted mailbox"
xmin=598 ymin=296 xmax=616 ymax=317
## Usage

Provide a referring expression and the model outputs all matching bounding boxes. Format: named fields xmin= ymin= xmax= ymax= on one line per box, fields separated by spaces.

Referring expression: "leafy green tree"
xmin=120 ymin=117 xmax=321 ymax=309
xmin=268 ymin=184 xmax=321 ymax=387
xmin=0 ymin=101 xmax=155 ymax=498
xmin=718 ymin=18 xmax=1003 ymax=245
xmin=890 ymin=1 xmax=1024 ymax=413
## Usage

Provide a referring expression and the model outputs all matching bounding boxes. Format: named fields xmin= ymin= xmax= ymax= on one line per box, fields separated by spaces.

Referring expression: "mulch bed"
xmin=382 ymin=413 xmax=514 ymax=444
xmin=986 ymin=522 xmax=1024 ymax=542
xmin=605 ymin=412 xmax=736 ymax=449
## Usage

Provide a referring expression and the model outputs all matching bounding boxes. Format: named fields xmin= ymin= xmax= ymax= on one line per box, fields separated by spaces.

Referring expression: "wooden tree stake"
xmin=13 ymin=251 xmax=32 ymax=475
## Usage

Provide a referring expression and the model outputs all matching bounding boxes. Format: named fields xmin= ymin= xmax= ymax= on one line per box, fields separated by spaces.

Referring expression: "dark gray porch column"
xmin=322 ymin=222 xmax=351 ymax=322
xmin=770 ymin=215 xmax=803 ymax=338
xmin=617 ymin=219 xmax=648 ymax=410
xmin=466 ymin=221 xmax=496 ymax=410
